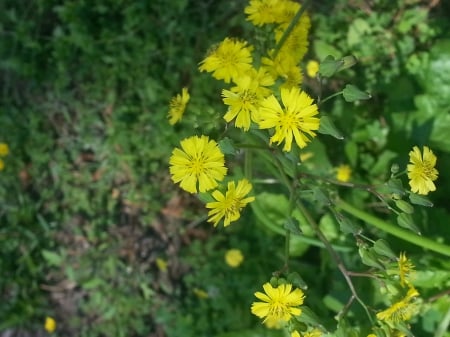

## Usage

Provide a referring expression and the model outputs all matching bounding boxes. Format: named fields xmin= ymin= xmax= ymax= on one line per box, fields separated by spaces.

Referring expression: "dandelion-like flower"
xmin=245 ymin=0 xmax=281 ymax=26
xmin=258 ymin=87 xmax=320 ymax=151
xmin=336 ymin=164 xmax=352 ymax=182
xmin=169 ymin=135 xmax=227 ymax=194
xmin=306 ymin=60 xmax=319 ymax=78
xmin=44 ymin=316 xmax=56 ymax=333
xmin=225 ymin=249 xmax=244 ymax=267
xmin=0 ymin=143 xmax=9 ymax=156
xmin=251 ymin=282 xmax=305 ymax=326
xmin=168 ymin=87 xmax=190 ymax=125
xmin=398 ymin=252 xmax=414 ymax=287
xmin=199 ymin=37 xmax=253 ymax=83
xmin=407 ymin=146 xmax=438 ymax=195
xmin=376 ymin=286 xmax=419 ymax=323
xmin=206 ymin=179 xmax=255 ymax=227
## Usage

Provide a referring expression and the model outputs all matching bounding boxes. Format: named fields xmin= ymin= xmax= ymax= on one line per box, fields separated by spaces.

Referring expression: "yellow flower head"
xmin=304 ymin=328 xmax=323 ymax=337
xmin=44 ymin=316 xmax=56 ymax=333
xmin=251 ymin=282 xmax=305 ymax=325
xmin=222 ymin=76 xmax=261 ymax=131
xmin=225 ymin=249 xmax=244 ymax=267
xmin=245 ymin=0 xmax=281 ymax=26
xmin=275 ymin=16 xmax=311 ymax=61
xmin=199 ymin=37 xmax=253 ymax=83
xmin=306 ymin=60 xmax=319 ymax=78
xmin=336 ymin=164 xmax=352 ymax=182
xmin=169 ymin=135 xmax=227 ymax=194
xmin=376 ymin=286 xmax=419 ymax=324
xmin=407 ymin=146 xmax=438 ymax=195
xmin=258 ymin=87 xmax=320 ymax=151
xmin=168 ymin=87 xmax=190 ymax=125
xmin=280 ymin=65 xmax=303 ymax=90
xmin=0 ymin=143 xmax=9 ymax=156
xmin=291 ymin=331 xmax=301 ymax=337
xmin=206 ymin=179 xmax=255 ymax=227
xmin=398 ymin=252 xmax=414 ymax=287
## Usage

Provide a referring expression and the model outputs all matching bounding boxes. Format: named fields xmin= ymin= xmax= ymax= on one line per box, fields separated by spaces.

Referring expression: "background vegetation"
xmin=1 ymin=0 xmax=449 ymax=336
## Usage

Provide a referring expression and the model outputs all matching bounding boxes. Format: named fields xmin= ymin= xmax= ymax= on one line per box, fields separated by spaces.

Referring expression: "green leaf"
xmin=342 ymin=84 xmax=371 ymax=102
xmin=284 ymin=217 xmax=302 ymax=235
xmin=287 ymin=272 xmax=308 ymax=290
xmin=395 ymin=199 xmax=414 ymax=214
xmin=318 ymin=115 xmax=344 ymax=139
xmin=319 ymin=55 xmax=344 ymax=77
xmin=408 ymin=193 xmax=433 ymax=207
xmin=373 ymin=239 xmax=397 ymax=259
xmin=218 ymin=137 xmax=236 ymax=155
xmin=359 ymin=247 xmax=384 ymax=269
xmin=397 ymin=213 xmax=420 ymax=234
xmin=345 ymin=141 xmax=358 ymax=167
xmin=41 ymin=249 xmax=63 ymax=267
xmin=336 ymin=213 xmax=361 ymax=235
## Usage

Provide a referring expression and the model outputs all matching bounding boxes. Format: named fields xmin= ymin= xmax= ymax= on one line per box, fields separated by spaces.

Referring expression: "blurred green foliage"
xmin=1 ymin=0 xmax=450 ymax=336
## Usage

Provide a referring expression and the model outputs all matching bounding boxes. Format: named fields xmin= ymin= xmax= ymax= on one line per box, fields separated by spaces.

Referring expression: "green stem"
xmin=318 ymin=90 xmax=343 ymax=106
xmin=273 ymin=0 xmax=310 ymax=58
xmin=336 ymin=199 xmax=450 ymax=257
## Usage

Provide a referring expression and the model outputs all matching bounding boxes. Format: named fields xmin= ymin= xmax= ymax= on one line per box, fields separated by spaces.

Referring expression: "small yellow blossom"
xmin=258 ymin=87 xmax=320 ymax=152
xmin=304 ymin=328 xmax=323 ymax=337
xmin=0 ymin=143 xmax=9 ymax=156
xmin=169 ymin=135 xmax=227 ymax=193
xmin=291 ymin=331 xmax=301 ymax=337
xmin=156 ymin=258 xmax=168 ymax=272
xmin=44 ymin=316 xmax=56 ymax=333
xmin=367 ymin=334 xmax=377 ymax=337
xmin=376 ymin=286 xmax=419 ymax=323
xmin=199 ymin=38 xmax=253 ymax=83
xmin=206 ymin=179 xmax=255 ymax=227
xmin=251 ymin=282 xmax=305 ymax=326
xmin=193 ymin=288 xmax=209 ymax=299
xmin=168 ymin=87 xmax=190 ymax=125
xmin=306 ymin=60 xmax=320 ymax=78
xmin=407 ymin=146 xmax=438 ymax=195
xmin=398 ymin=252 xmax=414 ymax=287
xmin=225 ymin=249 xmax=244 ymax=267
xmin=245 ymin=0 xmax=281 ymax=26
xmin=336 ymin=164 xmax=352 ymax=182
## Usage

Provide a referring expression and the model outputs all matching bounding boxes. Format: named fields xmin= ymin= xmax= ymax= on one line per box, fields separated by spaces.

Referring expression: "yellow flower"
xmin=367 ymin=334 xmax=377 ymax=337
xmin=280 ymin=65 xmax=303 ymax=90
xmin=193 ymin=288 xmax=209 ymax=299
xmin=336 ymin=164 xmax=352 ymax=182
xmin=199 ymin=37 xmax=253 ymax=83
xmin=206 ymin=179 xmax=255 ymax=227
xmin=168 ymin=87 xmax=190 ymax=125
xmin=222 ymin=76 xmax=261 ymax=131
xmin=306 ymin=60 xmax=319 ymax=78
xmin=225 ymin=249 xmax=244 ymax=267
xmin=169 ymin=135 xmax=227 ymax=193
xmin=156 ymin=258 xmax=168 ymax=272
xmin=398 ymin=252 xmax=414 ymax=287
xmin=0 ymin=143 xmax=9 ymax=156
xmin=258 ymin=87 xmax=320 ymax=151
xmin=407 ymin=146 xmax=438 ymax=195
xmin=275 ymin=15 xmax=311 ymax=61
xmin=376 ymin=286 xmax=419 ymax=323
xmin=44 ymin=316 xmax=56 ymax=333
xmin=251 ymin=282 xmax=305 ymax=325
xmin=304 ymin=328 xmax=323 ymax=337
xmin=245 ymin=0 xmax=281 ymax=26
xmin=291 ymin=331 xmax=301 ymax=337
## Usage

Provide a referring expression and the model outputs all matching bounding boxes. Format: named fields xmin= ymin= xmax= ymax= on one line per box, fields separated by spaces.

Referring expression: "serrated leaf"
xmin=318 ymin=115 xmax=344 ymax=139
xmin=342 ymin=84 xmax=371 ymax=102
xmin=408 ymin=193 xmax=433 ymax=207
xmin=284 ymin=217 xmax=302 ymax=235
